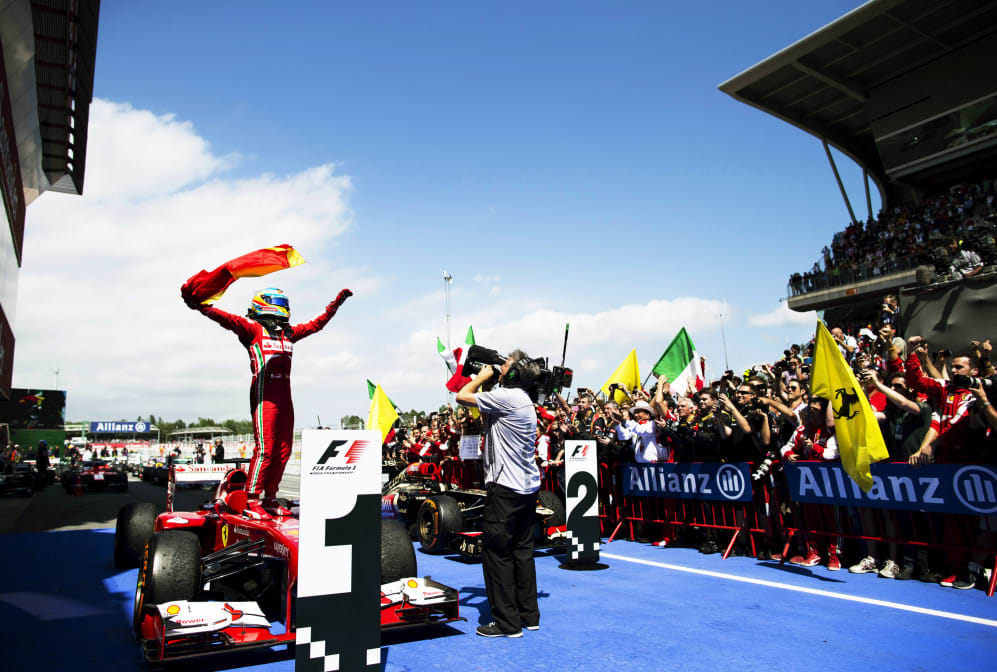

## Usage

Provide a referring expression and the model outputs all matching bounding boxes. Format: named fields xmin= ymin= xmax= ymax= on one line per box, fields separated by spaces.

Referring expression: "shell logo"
xmin=166 ymin=604 xmax=181 ymax=616
xmin=406 ymin=579 xmax=419 ymax=589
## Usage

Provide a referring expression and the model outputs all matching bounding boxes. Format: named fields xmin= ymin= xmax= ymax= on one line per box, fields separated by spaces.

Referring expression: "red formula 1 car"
xmin=61 ymin=459 xmax=129 ymax=493
xmin=114 ymin=462 xmax=460 ymax=665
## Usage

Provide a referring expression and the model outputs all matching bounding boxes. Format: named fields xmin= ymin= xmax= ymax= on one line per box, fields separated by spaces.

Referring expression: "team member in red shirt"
xmin=189 ymin=286 xmax=352 ymax=504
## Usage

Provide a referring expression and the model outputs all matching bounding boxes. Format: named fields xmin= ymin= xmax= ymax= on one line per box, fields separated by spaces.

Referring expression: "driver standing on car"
xmin=456 ymin=349 xmax=541 ymax=638
xmin=187 ymin=286 xmax=351 ymax=508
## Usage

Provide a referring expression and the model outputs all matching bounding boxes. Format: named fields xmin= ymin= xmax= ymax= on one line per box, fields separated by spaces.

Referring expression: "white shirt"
xmin=475 ymin=386 xmax=541 ymax=494
xmin=618 ymin=419 xmax=668 ymax=463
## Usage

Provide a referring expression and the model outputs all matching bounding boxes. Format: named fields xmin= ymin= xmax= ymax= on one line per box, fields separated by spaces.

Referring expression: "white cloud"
xmin=355 ymin=295 xmax=728 ymax=411
xmin=747 ymin=302 xmax=817 ymax=327
xmin=14 ymin=99 xmax=377 ymax=423
xmin=12 ymin=98 xmax=801 ymax=427
xmin=83 ymin=101 xmax=236 ymax=201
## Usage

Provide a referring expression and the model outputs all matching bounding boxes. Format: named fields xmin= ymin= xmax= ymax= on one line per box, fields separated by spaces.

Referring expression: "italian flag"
xmin=437 ymin=337 xmax=459 ymax=376
xmin=444 ymin=326 xmax=476 ymax=392
xmin=651 ymin=327 xmax=704 ymax=396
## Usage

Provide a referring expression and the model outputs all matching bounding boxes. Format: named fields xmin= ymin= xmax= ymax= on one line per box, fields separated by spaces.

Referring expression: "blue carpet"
xmin=1 ymin=530 xmax=994 ymax=671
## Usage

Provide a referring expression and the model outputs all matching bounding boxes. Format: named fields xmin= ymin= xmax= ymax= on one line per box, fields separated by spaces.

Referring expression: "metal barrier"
xmin=608 ymin=459 xmax=997 ymax=596
xmin=608 ymin=464 xmax=778 ymax=560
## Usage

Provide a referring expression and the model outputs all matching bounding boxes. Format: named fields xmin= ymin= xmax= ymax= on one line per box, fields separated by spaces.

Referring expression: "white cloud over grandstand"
xmin=748 ymin=302 xmax=818 ymax=328
xmin=14 ymin=99 xmax=815 ymax=425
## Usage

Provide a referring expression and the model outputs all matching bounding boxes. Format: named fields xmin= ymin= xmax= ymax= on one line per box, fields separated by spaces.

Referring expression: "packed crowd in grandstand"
xmin=384 ymin=291 xmax=995 ymax=593
xmin=789 ymin=178 xmax=997 ymax=294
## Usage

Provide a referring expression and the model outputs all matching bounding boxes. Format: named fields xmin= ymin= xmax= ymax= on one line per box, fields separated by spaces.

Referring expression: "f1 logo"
xmin=317 ymin=440 xmax=348 ymax=465
xmin=570 ymin=445 xmax=589 ymax=458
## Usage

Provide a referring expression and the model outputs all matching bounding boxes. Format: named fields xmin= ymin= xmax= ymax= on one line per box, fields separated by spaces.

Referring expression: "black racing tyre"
xmin=417 ymin=495 xmax=463 ymax=554
xmin=381 ymin=518 xmax=417 ymax=584
xmin=133 ymin=531 xmax=201 ymax=637
xmin=114 ymin=502 xmax=158 ymax=569
xmin=537 ymin=489 xmax=566 ymax=528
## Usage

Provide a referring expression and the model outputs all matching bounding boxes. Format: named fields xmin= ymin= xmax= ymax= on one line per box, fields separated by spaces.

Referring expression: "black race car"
xmin=381 ymin=461 xmax=565 ymax=558
xmin=0 ymin=463 xmax=35 ymax=497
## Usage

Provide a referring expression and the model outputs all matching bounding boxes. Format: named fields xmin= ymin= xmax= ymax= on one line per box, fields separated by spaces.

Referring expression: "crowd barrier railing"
xmin=606 ymin=461 xmax=778 ymax=560
xmin=608 ymin=459 xmax=997 ymax=597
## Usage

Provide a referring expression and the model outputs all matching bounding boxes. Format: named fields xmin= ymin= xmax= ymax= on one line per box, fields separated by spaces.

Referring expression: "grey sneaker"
xmin=476 ymin=622 xmax=523 ymax=638
xmin=953 ymin=572 xmax=978 ymax=590
xmin=878 ymin=559 xmax=899 ymax=579
xmin=849 ymin=555 xmax=878 ymax=574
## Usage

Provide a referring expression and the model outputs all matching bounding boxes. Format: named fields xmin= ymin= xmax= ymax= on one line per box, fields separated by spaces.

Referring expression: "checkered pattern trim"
xmin=566 ymin=530 xmax=600 ymax=560
xmin=296 ymin=628 xmax=380 ymax=671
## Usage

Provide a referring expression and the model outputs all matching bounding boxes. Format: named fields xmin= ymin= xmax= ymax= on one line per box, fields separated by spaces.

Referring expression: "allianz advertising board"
xmin=622 ymin=462 xmax=752 ymax=502
xmin=784 ymin=462 xmax=997 ymax=516
xmin=89 ymin=421 xmax=153 ymax=434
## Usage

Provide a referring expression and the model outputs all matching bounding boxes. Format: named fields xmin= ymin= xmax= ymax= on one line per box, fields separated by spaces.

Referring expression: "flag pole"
xmin=560 ymin=323 xmax=570 ymax=367
xmin=444 ymin=271 xmax=453 ymax=406
xmin=718 ymin=299 xmax=730 ymax=371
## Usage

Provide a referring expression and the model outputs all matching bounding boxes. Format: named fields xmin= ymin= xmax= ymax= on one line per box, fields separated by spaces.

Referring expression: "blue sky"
xmin=15 ymin=1 xmax=879 ymax=424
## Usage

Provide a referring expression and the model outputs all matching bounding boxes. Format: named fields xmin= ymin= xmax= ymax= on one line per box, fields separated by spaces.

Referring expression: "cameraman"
xmin=456 ymin=349 xmax=541 ymax=638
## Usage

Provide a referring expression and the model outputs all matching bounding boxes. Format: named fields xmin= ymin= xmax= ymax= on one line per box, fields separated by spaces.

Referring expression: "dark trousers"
xmin=482 ymin=483 xmax=540 ymax=633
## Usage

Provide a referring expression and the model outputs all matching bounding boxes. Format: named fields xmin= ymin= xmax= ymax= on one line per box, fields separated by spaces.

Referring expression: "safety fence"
xmin=414 ymin=454 xmax=996 ymax=597
xmin=595 ymin=460 xmax=997 ymax=597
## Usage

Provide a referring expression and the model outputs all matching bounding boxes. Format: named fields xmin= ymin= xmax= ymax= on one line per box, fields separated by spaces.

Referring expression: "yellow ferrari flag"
xmin=811 ymin=321 xmax=889 ymax=492
xmin=601 ymin=349 xmax=641 ymax=404
xmin=367 ymin=384 xmax=399 ymax=443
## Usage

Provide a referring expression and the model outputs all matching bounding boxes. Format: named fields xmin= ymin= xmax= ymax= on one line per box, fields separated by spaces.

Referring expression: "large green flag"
xmin=651 ymin=327 xmax=703 ymax=394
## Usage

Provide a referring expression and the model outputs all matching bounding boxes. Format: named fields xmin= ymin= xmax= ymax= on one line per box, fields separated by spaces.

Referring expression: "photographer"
xmin=719 ymin=384 xmax=770 ymax=463
xmin=892 ymin=336 xmax=984 ymax=465
xmin=780 ymin=396 xmax=840 ymax=568
xmin=456 ymin=349 xmax=541 ymax=638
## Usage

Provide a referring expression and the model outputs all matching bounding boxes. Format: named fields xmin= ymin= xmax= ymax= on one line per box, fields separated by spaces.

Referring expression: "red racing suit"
xmin=196 ymin=290 xmax=350 ymax=497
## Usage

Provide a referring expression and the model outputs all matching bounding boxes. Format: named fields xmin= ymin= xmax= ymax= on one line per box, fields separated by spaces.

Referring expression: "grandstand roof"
xmin=167 ymin=427 xmax=233 ymax=439
xmin=718 ymin=0 xmax=997 ymax=199
xmin=0 ymin=1 xmax=100 ymax=205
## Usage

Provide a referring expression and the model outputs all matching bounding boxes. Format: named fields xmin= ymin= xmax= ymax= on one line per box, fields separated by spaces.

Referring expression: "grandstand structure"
xmin=0 ymin=1 xmax=101 ymax=400
xmin=720 ymin=0 xmax=997 ymax=340
xmin=167 ymin=426 xmax=233 ymax=442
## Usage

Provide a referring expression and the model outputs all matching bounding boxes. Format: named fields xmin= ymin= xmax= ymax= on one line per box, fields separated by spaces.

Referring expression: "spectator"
xmin=616 ymin=400 xmax=666 ymax=463
xmin=949 ymin=238 xmax=984 ymax=278
xmin=781 ymin=397 xmax=840 ymax=568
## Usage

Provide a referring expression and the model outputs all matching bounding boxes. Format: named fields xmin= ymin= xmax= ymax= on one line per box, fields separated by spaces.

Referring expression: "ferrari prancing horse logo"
xmin=221 ymin=524 xmax=229 ymax=547
xmin=834 ymin=387 xmax=860 ymax=420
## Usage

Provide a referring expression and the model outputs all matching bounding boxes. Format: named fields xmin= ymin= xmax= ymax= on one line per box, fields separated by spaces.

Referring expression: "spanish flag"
xmin=811 ymin=321 xmax=889 ymax=492
xmin=181 ymin=244 xmax=305 ymax=306
xmin=601 ymin=349 xmax=641 ymax=404
xmin=367 ymin=383 xmax=399 ymax=444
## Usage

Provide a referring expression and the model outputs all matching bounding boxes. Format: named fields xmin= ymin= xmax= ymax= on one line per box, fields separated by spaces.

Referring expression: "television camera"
xmin=461 ymin=344 xmax=573 ymax=403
